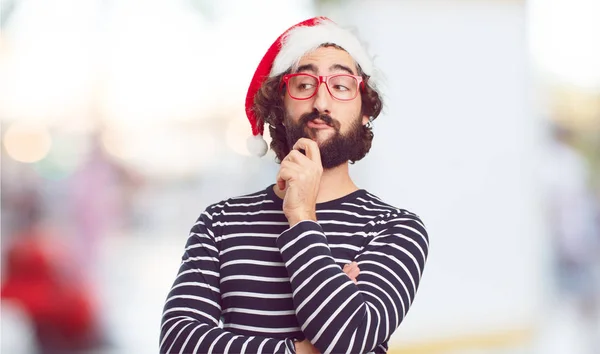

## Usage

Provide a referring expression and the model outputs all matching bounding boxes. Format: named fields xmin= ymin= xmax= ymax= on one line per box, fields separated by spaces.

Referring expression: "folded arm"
xmin=160 ymin=211 xmax=296 ymax=354
xmin=276 ymin=212 xmax=429 ymax=354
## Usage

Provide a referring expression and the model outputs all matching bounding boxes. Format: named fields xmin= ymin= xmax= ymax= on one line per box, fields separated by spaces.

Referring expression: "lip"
xmin=307 ymin=120 xmax=332 ymax=129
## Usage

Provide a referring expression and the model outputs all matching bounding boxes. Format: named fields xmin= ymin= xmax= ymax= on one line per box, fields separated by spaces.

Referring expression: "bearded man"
xmin=160 ymin=17 xmax=429 ymax=354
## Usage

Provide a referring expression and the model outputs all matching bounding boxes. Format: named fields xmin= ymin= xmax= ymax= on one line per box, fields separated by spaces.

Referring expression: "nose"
xmin=313 ymin=81 xmax=331 ymax=114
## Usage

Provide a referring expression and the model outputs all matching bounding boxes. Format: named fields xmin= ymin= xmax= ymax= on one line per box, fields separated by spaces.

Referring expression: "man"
xmin=160 ymin=17 xmax=429 ymax=354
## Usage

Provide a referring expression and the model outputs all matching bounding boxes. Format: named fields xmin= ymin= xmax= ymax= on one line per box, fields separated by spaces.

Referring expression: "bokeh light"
xmin=529 ymin=0 xmax=600 ymax=91
xmin=32 ymin=133 xmax=91 ymax=180
xmin=3 ymin=122 xmax=52 ymax=163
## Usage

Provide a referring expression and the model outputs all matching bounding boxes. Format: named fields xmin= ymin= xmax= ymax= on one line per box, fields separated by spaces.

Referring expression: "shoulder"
xmin=198 ymin=186 xmax=275 ymax=221
xmin=361 ymin=190 xmax=429 ymax=248
xmin=189 ymin=187 xmax=275 ymax=242
xmin=361 ymin=190 xmax=425 ymax=222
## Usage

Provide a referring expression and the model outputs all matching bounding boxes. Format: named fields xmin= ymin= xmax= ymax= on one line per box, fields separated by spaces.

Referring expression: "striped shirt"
xmin=160 ymin=185 xmax=429 ymax=354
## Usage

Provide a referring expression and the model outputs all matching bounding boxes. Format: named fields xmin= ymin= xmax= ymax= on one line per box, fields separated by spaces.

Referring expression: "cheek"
xmin=353 ymin=100 xmax=363 ymax=116
xmin=341 ymin=99 xmax=362 ymax=115
xmin=284 ymin=97 xmax=312 ymax=120
xmin=339 ymin=102 xmax=363 ymax=131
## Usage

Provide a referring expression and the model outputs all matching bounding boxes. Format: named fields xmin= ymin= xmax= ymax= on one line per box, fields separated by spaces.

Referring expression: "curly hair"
xmin=252 ymin=56 xmax=383 ymax=163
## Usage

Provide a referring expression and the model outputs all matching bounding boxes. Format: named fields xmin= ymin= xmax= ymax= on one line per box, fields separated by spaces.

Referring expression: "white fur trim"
xmin=270 ymin=19 xmax=377 ymax=86
xmin=247 ymin=134 xmax=268 ymax=157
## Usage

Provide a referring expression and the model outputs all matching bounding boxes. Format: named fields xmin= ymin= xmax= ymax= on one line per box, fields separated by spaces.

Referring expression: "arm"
xmin=276 ymin=213 xmax=429 ymax=354
xmin=160 ymin=209 xmax=296 ymax=354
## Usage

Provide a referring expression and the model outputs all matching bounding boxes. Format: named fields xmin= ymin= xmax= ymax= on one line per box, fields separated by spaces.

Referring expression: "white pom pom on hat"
xmin=244 ymin=16 xmax=378 ymax=157
xmin=246 ymin=134 xmax=268 ymax=157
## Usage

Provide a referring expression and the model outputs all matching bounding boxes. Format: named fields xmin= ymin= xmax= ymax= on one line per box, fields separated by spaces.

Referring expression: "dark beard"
xmin=284 ymin=110 xmax=364 ymax=169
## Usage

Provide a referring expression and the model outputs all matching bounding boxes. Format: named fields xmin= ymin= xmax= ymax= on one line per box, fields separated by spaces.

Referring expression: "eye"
xmin=332 ymin=84 xmax=349 ymax=91
xmin=297 ymin=83 xmax=315 ymax=91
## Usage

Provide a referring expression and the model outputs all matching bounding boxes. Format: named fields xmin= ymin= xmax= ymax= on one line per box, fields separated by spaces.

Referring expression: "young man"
xmin=160 ymin=17 xmax=429 ymax=354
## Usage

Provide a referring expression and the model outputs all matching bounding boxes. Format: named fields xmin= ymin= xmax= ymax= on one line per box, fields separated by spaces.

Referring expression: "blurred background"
xmin=1 ymin=0 xmax=598 ymax=353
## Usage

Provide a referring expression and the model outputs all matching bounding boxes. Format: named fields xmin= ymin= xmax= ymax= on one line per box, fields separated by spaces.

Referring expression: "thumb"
xmin=277 ymin=179 xmax=286 ymax=191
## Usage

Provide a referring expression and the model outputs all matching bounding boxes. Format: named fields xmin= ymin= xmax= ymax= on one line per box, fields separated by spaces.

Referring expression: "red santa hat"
xmin=245 ymin=16 xmax=378 ymax=156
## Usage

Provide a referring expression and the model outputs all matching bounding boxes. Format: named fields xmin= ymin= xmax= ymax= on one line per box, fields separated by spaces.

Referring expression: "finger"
xmin=277 ymin=178 xmax=286 ymax=191
xmin=276 ymin=163 xmax=304 ymax=190
xmin=343 ymin=263 xmax=359 ymax=281
xmin=346 ymin=271 xmax=358 ymax=284
xmin=344 ymin=262 xmax=358 ymax=273
xmin=292 ymin=138 xmax=322 ymax=166
xmin=276 ymin=168 xmax=291 ymax=191
xmin=278 ymin=161 xmax=303 ymax=179
xmin=284 ymin=150 xmax=309 ymax=165
xmin=346 ymin=263 xmax=360 ymax=278
xmin=346 ymin=263 xmax=359 ymax=274
xmin=348 ymin=271 xmax=359 ymax=284
xmin=292 ymin=138 xmax=319 ymax=163
xmin=281 ymin=150 xmax=306 ymax=165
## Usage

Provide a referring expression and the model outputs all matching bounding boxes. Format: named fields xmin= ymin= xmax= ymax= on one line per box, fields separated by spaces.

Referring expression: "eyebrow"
xmin=295 ymin=64 xmax=318 ymax=74
xmin=294 ymin=63 xmax=357 ymax=75
xmin=329 ymin=64 xmax=356 ymax=75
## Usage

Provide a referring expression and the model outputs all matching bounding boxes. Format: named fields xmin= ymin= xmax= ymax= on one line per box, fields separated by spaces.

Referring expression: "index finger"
xmin=292 ymin=138 xmax=322 ymax=166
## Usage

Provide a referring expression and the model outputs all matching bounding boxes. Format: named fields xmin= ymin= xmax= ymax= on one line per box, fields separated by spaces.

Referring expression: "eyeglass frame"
xmin=281 ymin=73 xmax=365 ymax=101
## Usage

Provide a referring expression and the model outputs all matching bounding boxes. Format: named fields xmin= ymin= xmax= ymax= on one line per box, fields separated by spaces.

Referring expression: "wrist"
xmin=287 ymin=212 xmax=317 ymax=227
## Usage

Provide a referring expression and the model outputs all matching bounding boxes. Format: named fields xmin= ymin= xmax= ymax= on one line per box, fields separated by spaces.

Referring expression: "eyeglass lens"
xmin=288 ymin=74 xmax=359 ymax=100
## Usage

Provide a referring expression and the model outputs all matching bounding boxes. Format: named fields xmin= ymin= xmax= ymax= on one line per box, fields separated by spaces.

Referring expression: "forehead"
xmin=296 ymin=46 xmax=358 ymax=73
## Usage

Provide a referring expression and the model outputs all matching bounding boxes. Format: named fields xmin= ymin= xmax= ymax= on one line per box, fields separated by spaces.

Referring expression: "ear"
xmin=362 ymin=115 xmax=370 ymax=126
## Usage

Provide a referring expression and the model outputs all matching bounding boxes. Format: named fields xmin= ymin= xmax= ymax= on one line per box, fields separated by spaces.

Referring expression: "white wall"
xmin=322 ymin=0 xmax=547 ymax=345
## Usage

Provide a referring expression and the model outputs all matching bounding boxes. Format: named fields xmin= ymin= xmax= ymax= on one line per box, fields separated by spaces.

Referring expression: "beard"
xmin=284 ymin=110 xmax=364 ymax=169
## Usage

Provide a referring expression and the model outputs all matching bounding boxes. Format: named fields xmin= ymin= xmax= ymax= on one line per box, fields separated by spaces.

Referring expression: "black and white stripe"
xmin=160 ymin=185 xmax=429 ymax=354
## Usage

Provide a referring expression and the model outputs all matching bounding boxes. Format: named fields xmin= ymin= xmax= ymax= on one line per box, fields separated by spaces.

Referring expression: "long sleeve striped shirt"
xmin=160 ymin=185 xmax=429 ymax=354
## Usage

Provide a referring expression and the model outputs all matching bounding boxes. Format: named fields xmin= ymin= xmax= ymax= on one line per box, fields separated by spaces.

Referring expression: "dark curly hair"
xmin=251 ymin=50 xmax=383 ymax=163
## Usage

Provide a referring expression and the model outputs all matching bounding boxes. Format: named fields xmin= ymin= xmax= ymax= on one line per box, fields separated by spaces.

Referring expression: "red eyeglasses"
xmin=281 ymin=73 xmax=364 ymax=101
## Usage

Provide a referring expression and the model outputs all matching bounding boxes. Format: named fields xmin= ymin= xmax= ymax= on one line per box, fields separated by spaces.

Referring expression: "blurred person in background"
xmin=67 ymin=130 xmax=142 ymax=271
xmin=543 ymin=123 xmax=600 ymax=352
xmin=0 ymin=190 xmax=106 ymax=354
xmin=160 ymin=17 xmax=429 ymax=354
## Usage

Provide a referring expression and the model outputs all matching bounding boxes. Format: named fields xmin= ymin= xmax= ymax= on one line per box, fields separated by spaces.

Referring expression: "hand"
xmin=343 ymin=261 xmax=360 ymax=284
xmin=295 ymin=339 xmax=320 ymax=354
xmin=276 ymin=138 xmax=323 ymax=226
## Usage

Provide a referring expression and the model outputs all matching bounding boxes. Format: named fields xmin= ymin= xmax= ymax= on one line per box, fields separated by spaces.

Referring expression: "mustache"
xmin=299 ymin=110 xmax=340 ymax=129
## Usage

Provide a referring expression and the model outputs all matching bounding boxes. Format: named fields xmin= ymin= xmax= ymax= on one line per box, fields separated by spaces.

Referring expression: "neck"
xmin=316 ymin=162 xmax=359 ymax=203
xmin=273 ymin=162 xmax=359 ymax=204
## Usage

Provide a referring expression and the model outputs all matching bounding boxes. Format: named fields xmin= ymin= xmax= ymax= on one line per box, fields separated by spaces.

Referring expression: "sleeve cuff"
xmin=277 ymin=220 xmax=323 ymax=249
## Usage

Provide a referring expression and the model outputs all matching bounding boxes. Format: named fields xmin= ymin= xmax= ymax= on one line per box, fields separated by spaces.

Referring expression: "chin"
xmin=311 ymin=131 xmax=335 ymax=145
xmin=308 ymin=137 xmax=327 ymax=148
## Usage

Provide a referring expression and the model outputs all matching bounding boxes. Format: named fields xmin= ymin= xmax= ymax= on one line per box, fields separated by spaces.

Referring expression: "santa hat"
xmin=245 ymin=16 xmax=378 ymax=156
